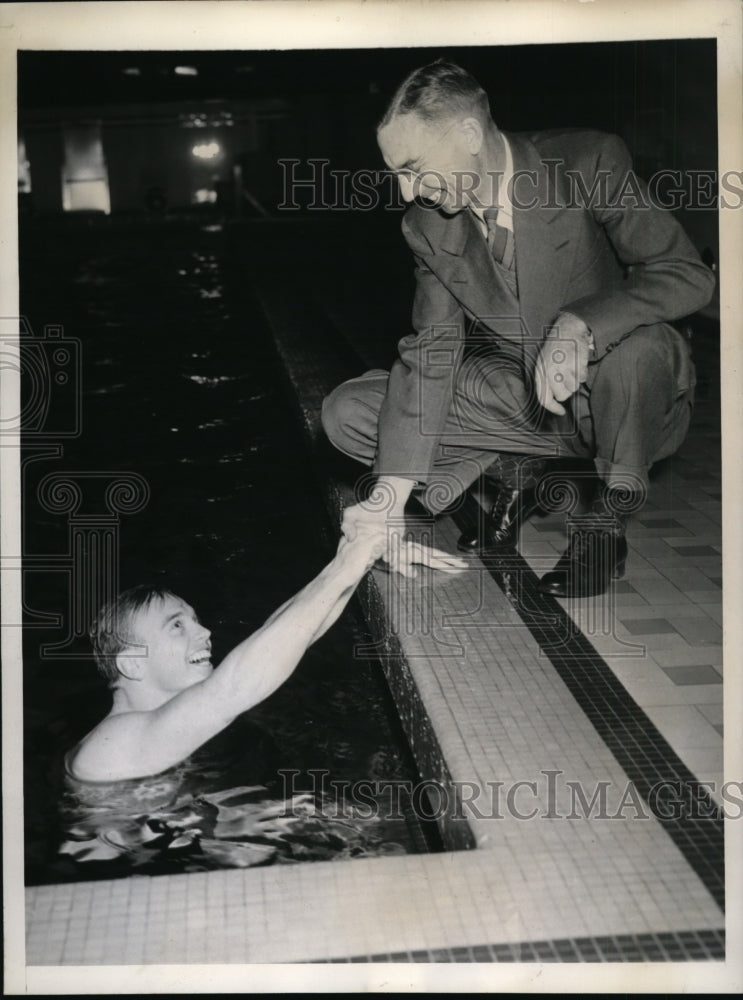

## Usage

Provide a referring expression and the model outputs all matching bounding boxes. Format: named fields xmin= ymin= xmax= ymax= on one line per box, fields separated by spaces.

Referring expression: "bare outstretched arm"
xmin=69 ymin=532 xmax=466 ymax=781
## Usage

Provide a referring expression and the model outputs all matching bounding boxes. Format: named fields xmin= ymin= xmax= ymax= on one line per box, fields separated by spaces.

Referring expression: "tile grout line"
xmin=452 ymin=494 xmax=724 ymax=911
xmin=250 ymin=253 xmax=725 ymax=916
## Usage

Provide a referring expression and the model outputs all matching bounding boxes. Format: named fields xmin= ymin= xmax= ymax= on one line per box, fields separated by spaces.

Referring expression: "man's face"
xmin=377 ymin=112 xmax=475 ymax=214
xmin=125 ymin=594 xmax=213 ymax=695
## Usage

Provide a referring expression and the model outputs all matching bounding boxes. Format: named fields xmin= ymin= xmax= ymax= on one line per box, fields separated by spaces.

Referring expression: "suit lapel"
xmin=508 ymin=132 xmax=574 ymax=349
xmin=404 ymin=132 xmax=577 ymax=353
xmin=446 ymin=214 xmax=518 ymax=331
xmin=404 ymin=202 xmax=526 ymax=346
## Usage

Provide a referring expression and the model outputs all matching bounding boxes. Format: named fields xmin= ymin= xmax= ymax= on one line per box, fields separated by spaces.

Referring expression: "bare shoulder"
xmin=65 ymin=711 xmax=150 ymax=783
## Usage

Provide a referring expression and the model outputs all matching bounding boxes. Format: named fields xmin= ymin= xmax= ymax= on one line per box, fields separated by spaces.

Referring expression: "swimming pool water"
xmin=20 ymin=216 xmax=440 ymax=885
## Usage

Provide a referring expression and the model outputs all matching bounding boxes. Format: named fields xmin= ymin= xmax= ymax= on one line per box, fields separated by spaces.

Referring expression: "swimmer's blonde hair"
xmin=90 ymin=584 xmax=176 ymax=686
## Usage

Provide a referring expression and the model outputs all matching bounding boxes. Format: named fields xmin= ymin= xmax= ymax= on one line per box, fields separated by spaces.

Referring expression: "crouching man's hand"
xmin=382 ymin=539 xmax=468 ymax=579
xmin=534 ymin=312 xmax=594 ymax=416
xmin=336 ymin=532 xmax=466 ymax=580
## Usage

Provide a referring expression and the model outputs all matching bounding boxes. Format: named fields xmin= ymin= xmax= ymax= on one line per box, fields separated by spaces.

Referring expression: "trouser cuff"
xmin=593 ymin=457 xmax=650 ymax=497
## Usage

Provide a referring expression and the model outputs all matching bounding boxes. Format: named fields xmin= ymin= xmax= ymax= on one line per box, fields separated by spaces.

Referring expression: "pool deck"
xmin=23 ymin=220 xmax=740 ymax=983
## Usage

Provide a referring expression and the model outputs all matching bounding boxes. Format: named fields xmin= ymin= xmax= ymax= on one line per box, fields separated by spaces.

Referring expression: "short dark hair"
xmin=90 ymin=584 xmax=176 ymax=686
xmin=379 ymin=59 xmax=491 ymax=129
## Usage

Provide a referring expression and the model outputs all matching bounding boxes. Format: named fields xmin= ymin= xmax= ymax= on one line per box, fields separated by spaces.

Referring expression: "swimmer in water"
xmin=66 ymin=532 xmax=467 ymax=783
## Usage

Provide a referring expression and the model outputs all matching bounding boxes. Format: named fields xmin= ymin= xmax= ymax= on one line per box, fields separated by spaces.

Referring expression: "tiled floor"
xmin=517 ymin=384 xmax=724 ymax=799
xmin=297 ymin=217 xmax=725 ymax=805
xmin=234 ymin=240 xmax=726 ymax=959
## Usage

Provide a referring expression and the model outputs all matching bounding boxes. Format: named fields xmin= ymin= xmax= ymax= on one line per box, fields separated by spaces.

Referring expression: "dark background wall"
xmin=18 ymin=41 xmax=718 ymax=257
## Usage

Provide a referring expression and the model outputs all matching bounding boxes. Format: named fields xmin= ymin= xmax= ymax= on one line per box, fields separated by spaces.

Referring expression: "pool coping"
xmin=22 ymin=228 xmax=728 ymax=974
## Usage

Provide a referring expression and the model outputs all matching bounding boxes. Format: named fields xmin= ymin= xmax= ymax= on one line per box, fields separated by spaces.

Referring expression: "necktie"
xmin=484 ymin=207 xmax=515 ymax=270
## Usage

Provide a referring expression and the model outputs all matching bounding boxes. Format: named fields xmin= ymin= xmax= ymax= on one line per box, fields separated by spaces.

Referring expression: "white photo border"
xmin=1 ymin=0 xmax=741 ymax=993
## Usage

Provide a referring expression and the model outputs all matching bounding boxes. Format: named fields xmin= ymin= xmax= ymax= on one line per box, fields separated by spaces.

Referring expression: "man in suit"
xmin=321 ymin=60 xmax=715 ymax=597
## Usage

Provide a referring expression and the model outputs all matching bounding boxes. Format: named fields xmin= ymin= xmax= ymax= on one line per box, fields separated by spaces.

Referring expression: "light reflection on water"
xmin=60 ymin=746 xmax=407 ymax=876
xmin=21 ymin=221 xmax=434 ymax=885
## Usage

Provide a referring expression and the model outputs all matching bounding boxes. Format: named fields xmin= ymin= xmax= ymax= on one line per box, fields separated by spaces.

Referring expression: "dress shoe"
xmin=457 ymin=485 xmax=538 ymax=554
xmin=538 ymin=516 xmax=628 ymax=598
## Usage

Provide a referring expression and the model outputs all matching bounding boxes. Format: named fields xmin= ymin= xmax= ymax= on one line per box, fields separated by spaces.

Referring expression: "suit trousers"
xmin=321 ymin=323 xmax=695 ymax=515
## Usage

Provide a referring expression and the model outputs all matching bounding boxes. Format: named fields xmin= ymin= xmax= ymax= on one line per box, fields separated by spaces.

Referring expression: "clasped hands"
xmin=534 ymin=312 xmax=593 ymax=416
xmin=340 ymin=482 xmax=468 ymax=580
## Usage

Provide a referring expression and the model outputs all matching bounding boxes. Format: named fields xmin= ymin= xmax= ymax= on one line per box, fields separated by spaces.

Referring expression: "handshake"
xmin=339 ymin=479 xmax=469 ymax=580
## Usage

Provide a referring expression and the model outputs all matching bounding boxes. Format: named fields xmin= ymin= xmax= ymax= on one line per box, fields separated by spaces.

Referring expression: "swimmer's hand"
xmin=335 ymin=532 xmax=387 ymax=580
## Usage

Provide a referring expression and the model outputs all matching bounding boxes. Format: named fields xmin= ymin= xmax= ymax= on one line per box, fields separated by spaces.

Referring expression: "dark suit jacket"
xmin=374 ymin=129 xmax=715 ymax=480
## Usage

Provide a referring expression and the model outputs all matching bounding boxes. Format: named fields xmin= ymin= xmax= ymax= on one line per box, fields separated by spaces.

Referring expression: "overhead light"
xmin=191 ymin=141 xmax=221 ymax=160
xmin=175 ymin=65 xmax=199 ymax=77
xmin=180 ymin=111 xmax=234 ymax=129
xmin=122 ymin=67 xmax=141 ymax=76
xmin=193 ymin=188 xmax=217 ymax=204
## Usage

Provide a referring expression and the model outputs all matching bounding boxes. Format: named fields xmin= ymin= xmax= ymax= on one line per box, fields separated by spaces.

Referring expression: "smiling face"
xmin=377 ymin=112 xmax=478 ymax=214
xmin=122 ymin=593 xmax=213 ymax=696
